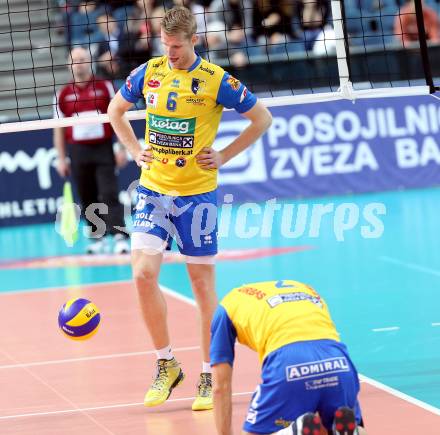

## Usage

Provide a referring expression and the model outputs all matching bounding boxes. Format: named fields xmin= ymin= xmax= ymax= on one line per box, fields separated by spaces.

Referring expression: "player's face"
xmin=160 ymin=30 xmax=197 ymax=70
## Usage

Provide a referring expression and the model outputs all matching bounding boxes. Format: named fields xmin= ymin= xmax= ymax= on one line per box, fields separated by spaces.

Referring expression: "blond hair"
xmin=160 ymin=6 xmax=197 ymax=39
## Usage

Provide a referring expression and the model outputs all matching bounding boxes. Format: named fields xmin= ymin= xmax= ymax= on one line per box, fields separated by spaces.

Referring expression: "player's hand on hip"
xmin=196 ymin=147 xmax=223 ymax=169
xmin=135 ymin=147 xmax=153 ymax=169
xmin=57 ymin=158 xmax=70 ymax=178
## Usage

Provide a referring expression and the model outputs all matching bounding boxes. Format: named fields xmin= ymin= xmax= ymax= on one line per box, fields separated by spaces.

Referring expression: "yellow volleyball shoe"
xmin=191 ymin=372 xmax=213 ymax=411
xmin=144 ymin=358 xmax=185 ymax=407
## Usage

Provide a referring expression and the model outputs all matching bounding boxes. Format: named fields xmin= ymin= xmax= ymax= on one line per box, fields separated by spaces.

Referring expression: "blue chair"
xmin=378 ymin=13 xmax=397 ymax=37
xmin=245 ymin=45 xmax=264 ymax=58
xmin=345 ymin=16 xmax=364 ymax=35
xmin=286 ymin=40 xmax=306 ymax=53
xmin=268 ymin=43 xmax=288 ymax=55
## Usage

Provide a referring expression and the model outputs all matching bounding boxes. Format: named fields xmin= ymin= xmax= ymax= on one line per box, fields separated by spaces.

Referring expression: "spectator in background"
xmin=296 ymin=0 xmax=330 ymax=51
xmin=69 ymin=1 xmax=105 ymax=46
xmin=122 ymin=0 xmax=156 ymax=48
xmin=94 ymin=10 xmax=152 ymax=80
xmin=252 ymin=0 xmax=296 ymax=45
xmin=95 ymin=14 xmax=122 ymax=78
xmin=394 ymin=0 xmax=440 ymax=45
xmin=112 ymin=0 xmax=164 ymax=58
xmin=54 ymin=47 xmax=130 ymax=255
xmin=207 ymin=0 xmax=253 ymax=65
xmin=312 ymin=24 xmax=336 ymax=56
xmin=205 ymin=20 xmax=228 ymax=60
xmin=117 ymin=0 xmax=154 ymax=72
xmin=208 ymin=0 xmax=252 ymax=38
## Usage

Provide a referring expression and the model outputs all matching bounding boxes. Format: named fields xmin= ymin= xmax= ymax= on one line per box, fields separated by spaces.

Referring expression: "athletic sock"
xmin=156 ymin=345 xmax=173 ymax=360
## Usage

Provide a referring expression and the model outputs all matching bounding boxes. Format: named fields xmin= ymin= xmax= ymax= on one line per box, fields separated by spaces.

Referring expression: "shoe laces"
xmin=197 ymin=373 xmax=212 ymax=397
xmin=151 ymin=359 xmax=172 ymax=390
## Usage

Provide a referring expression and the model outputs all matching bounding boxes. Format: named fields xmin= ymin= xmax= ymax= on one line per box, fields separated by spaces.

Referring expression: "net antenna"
xmin=0 ymin=0 xmax=438 ymax=135
xmin=413 ymin=0 xmax=437 ymax=94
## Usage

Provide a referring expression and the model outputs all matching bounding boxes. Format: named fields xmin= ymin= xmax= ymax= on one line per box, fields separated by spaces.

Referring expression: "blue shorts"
xmin=132 ymin=185 xmax=218 ymax=256
xmin=243 ymin=340 xmax=363 ymax=434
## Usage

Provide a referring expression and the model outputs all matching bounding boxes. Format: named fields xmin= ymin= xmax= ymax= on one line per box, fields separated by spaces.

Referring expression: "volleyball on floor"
xmin=58 ymin=298 xmax=101 ymax=340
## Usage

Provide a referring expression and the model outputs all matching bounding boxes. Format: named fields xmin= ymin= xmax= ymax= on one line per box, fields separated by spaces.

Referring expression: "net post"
xmin=414 ymin=0 xmax=438 ymax=93
xmin=331 ymin=0 xmax=355 ymax=100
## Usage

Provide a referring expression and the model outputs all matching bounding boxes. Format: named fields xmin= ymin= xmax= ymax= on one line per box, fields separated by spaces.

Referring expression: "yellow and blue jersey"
xmin=211 ymin=280 xmax=363 ymax=434
xmin=120 ymin=55 xmax=257 ymax=196
xmin=210 ymin=280 xmax=340 ymax=365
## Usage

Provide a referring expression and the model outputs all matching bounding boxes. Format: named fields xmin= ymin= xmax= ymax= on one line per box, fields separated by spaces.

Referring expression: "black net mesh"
xmin=344 ymin=0 xmax=439 ymax=89
xmin=0 ymin=0 xmax=438 ymax=124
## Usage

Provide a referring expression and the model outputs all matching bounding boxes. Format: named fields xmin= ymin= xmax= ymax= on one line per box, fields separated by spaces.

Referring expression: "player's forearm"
xmin=220 ymin=115 xmax=271 ymax=165
xmin=108 ymin=109 xmax=142 ymax=158
xmin=213 ymin=384 xmax=233 ymax=435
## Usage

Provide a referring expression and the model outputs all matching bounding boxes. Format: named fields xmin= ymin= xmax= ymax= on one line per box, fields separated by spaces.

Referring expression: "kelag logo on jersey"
xmin=148 ymin=114 xmax=195 ymax=135
xmin=199 ymin=65 xmax=215 ymax=76
xmin=148 ymin=114 xmax=196 ymax=150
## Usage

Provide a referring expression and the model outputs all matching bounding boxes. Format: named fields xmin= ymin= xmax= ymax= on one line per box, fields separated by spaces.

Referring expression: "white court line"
xmin=432 ymin=323 xmax=440 ymax=327
xmin=0 ymin=345 xmax=200 ymax=370
xmin=360 ymin=375 xmax=440 ymax=416
xmin=0 ymin=279 xmax=133 ymax=296
xmin=0 ymin=279 xmax=197 ymax=308
xmin=371 ymin=327 xmax=400 ymax=332
xmin=0 ymin=391 xmax=253 ymax=421
xmin=379 ymin=256 xmax=440 ymax=277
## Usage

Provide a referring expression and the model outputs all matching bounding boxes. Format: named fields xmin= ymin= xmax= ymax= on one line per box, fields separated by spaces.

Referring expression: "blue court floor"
xmin=1 ymin=187 xmax=440 ymax=410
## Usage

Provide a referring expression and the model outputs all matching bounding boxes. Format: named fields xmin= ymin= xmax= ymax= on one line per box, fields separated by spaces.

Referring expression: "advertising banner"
xmin=1 ymin=94 xmax=439 ymax=227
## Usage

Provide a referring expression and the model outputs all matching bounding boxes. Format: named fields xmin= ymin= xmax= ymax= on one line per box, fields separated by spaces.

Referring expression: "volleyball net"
xmin=0 ymin=0 xmax=439 ymax=133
